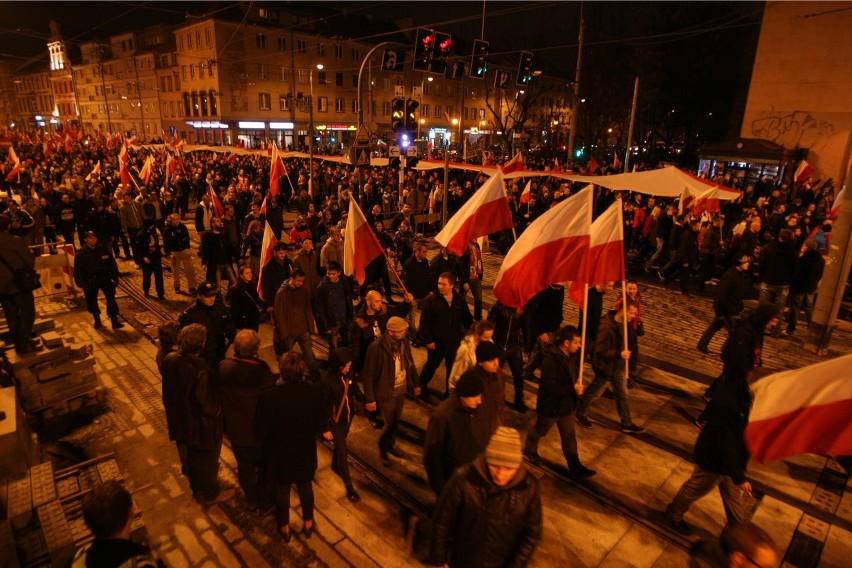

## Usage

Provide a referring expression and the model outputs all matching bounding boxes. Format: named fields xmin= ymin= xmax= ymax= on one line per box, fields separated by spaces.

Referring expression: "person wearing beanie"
xmin=430 ymin=426 xmax=542 ymax=567
xmin=697 ymin=255 xmax=752 ymax=353
xmin=423 ymin=370 xmax=497 ymax=495
xmin=320 ymin=347 xmax=361 ymax=502
xmin=524 ymin=325 xmax=596 ymax=478
xmin=0 ymin=213 xmax=39 ymax=353
xmin=468 ymin=340 xmax=506 ymax=430
xmin=362 ymin=315 xmax=421 ymax=467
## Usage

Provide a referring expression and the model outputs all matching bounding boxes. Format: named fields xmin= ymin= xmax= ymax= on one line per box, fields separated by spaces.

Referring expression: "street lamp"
xmin=418 ymin=118 xmax=425 ymax=142
xmin=308 ymin=63 xmax=323 ymax=196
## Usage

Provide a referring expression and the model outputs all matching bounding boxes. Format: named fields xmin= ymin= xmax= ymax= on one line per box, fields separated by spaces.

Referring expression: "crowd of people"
xmin=1 ymin=130 xmax=829 ymax=566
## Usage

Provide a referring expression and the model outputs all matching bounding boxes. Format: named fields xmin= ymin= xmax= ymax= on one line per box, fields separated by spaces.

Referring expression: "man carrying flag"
xmin=519 ymin=180 xmax=532 ymax=206
xmin=255 ymin=221 xmax=278 ymax=303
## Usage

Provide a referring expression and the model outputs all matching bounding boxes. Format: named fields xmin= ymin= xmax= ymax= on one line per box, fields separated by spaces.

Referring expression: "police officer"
xmin=74 ymin=230 xmax=125 ymax=330
xmin=178 ymin=282 xmax=236 ymax=373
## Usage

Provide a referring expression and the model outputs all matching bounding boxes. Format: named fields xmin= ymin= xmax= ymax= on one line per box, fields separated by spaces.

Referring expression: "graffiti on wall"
xmin=751 ymin=109 xmax=835 ymax=150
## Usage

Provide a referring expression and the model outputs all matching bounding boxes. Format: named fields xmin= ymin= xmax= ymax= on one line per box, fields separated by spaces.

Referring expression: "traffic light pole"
xmin=567 ymin=14 xmax=584 ymax=168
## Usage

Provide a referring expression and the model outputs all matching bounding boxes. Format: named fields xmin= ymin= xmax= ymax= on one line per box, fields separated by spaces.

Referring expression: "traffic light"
xmin=470 ymin=39 xmax=489 ymax=79
xmin=413 ymin=28 xmax=435 ymax=72
xmin=516 ymin=51 xmax=534 ymax=85
xmin=405 ymin=98 xmax=419 ymax=135
xmin=391 ymin=98 xmax=405 ymax=133
xmin=431 ymin=32 xmax=452 ymax=74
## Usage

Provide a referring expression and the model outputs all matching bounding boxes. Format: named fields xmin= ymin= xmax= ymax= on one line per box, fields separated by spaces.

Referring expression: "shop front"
xmin=699 ymin=137 xmax=799 ymax=187
xmin=185 ymin=120 xmax=231 ymax=145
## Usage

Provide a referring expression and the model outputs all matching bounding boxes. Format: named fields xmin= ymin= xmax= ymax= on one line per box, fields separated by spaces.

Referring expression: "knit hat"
xmin=455 ymin=370 xmax=484 ymax=398
xmin=386 ymin=316 xmax=408 ymax=332
xmin=485 ymin=427 xmax=523 ymax=468
xmin=737 ymin=255 xmax=750 ymax=266
xmin=475 ymin=341 xmax=501 ymax=363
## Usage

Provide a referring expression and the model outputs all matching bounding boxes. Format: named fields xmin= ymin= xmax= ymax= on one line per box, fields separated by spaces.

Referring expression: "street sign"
xmin=381 ymin=48 xmax=405 ymax=73
xmin=394 ymin=86 xmax=405 ymax=98
xmin=406 ymin=147 xmax=419 ymax=157
xmin=389 ymin=145 xmax=401 ymax=157
xmin=354 ymin=124 xmax=371 ymax=148
xmin=446 ymin=61 xmax=465 ymax=81
xmin=349 ymin=147 xmax=371 ymax=166
xmin=369 ymin=134 xmax=379 ymax=146
xmin=495 ymin=70 xmax=511 ymax=90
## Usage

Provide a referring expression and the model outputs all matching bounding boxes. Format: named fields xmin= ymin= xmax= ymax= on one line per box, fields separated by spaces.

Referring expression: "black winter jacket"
xmin=693 ymin=381 xmax=751 ymax=484
xmin=713 ymin=266 xmax=750 ymax=317
xmin=419 ymin=292 xmax=473 ymax=347
xmin=759 ymin=240 xmax=798 ymax=286
xmin=536 ymin=347 xmax=579 ymax=417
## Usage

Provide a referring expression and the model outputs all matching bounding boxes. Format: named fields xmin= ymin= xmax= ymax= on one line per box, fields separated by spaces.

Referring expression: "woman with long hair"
xmin=447 ymin=319 xmax=495 ymax=392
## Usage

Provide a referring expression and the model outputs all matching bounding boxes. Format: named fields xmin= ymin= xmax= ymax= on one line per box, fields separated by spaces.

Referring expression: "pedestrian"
xmin=156 ymin=320 xmax=180 ymax=371
xmin=259 ymin=241 xmax=291 ymax=306
xmin=418 ymin=271 xmax=473 ymax=398
xmin=119 ymin=192 xmax=144 ymax=264
xmin=5 ymin=199 xmax=35 ymax=243
xmin=576 ymin=282 xmax=613 ymax=360
xmin=272 ymin=268 xmax=317 ymax=370
xmin=424 ymin=371 xmax=497 ymax=496
xmin=362 ymin=316 xmax=421 ymax=467
xmin=698 ymin=216 xmax=723 ymax=293
xmin=315 ymin=261 xmax=355 ymax=349
xmin=292 ymin=237 xmax=320 ymax=308
xmin=429 ymin=427 xmax=542 ymax=567
xmin=160 ymin=324 xmax=233 ymax=505
xmin=757 ymin=228 xmax=798 ymax=338
xmin=320 ymin=347 xmax=362 ymax=503
xmin=488 ymin=300 xmax=527 ymax=412
xmin=0 ymin=214 xmax=39 ymax=353
xmin=575 ymin=299 xmax=644 ymax=434
xmin=71 ymin=481 xmax=163 ymax=568
xmin=215 ymin=329 xmax=276 ymax=509
xmin=162 ymin=213 xmax=197 ymax=295
xmin=137 ymin=220 xmax=165 ymax=300
xmin=523 ymin=284 xmax=566 ymax=380
xmin=689 ymin=522 xmax=779 ymax=568
xmin=786 ymin=240 xmax=824 ymax=336
xmin=319 ymin=226 xmax=344 ymax=272
xmin=74 ymin=231 xmax=125 ymax=330
xmin=241 ymin=219 xmax=263 ymax=277
xmin=524 ymin=325 xmax=596 ymax=478
xmin=401 ymin=241 xmax=432 ymax=341
xmin=178 ymin=282 xmax=236 ymax=372
xmin=460 ymin=238 xmax=485 ymax=321
xmin=227 ymin=266 xmax=266 ymax=331
xmin=447 ymin=319 xmax=495 ymax=391
xmin=661 ymin=218 xmax=700 ymax=294
xmin=199 ymin=216 xmax=238 ymax=291
xmin=697 ymin=256 xmax=751 ymax=353
xmin=255 ymin=352 xmax=325 ymax=541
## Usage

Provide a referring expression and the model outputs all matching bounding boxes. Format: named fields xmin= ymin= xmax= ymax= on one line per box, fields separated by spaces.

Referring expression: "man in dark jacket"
xmin=418 ymin=272 xmax=473 ymax=397
xmin=162 ymin=213 xmax=197 ymax=295
xmin=137 ymin=220 xmax=165 ymax=300
xmin=273 ymin=269 xmax=317 ymax=369
xmin=661 ymin=218 xmax=700 ymax=294
xmin=315 ymin=261 xmax=355 ymax=349
xmin=430 ymin=427 xmax=542 ymax=567
xmin=199 ymin=216 xmax=237 ymax=289
xmin=214 ymin=329 xmax=276 ymax=508
xmin=697 ymin=256 xmax=751 ymax=353
xmin=178 ymin=282 xmax=236 ymax=372
xmin=429 ymin=247 xmax=462 ymax=291
xmin=362 ymin=316 xmax=421 ymax=466
xmin=402 ymin=241 xmax=432 ymax=342
xmin=423 ymin=372 xmax=496 ymax=495
xmin=698 ymin=216 xmax=723 ymax=293
xmin=161 ymin=324 xmax=233 ymax=505
xmin=259 ymin=241 xmax=290 ymax=305
xmin=349 ymin=289 xmax=413 ymax=372
xmin=758 ymin=228 xmax=798 ymax=338
xmin=488 ymin=301 xmax=526 ymax=411
xmin=0 ymin=215 xmax=38 ymax=353
xmin=786 ymin=240 xmax=825 ymax=335
xmin=523 ymin=284 xmax=565 ymax=379
xmin=74 ymin=231 xmax=125 ymax=330
xmin=524 ymin=326 xmax=596 ymax=478
xmin=576 ymin=300 xmax=643 ymax=433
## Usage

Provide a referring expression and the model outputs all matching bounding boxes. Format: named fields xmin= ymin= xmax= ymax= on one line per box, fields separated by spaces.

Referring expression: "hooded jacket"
xmin=273 ymin=277 xmax=315 ymax=340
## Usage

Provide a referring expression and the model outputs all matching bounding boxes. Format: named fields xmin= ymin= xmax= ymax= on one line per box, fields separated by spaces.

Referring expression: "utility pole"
xmin=567 ymin=9 xmax=584 ymax=167
xmin=95 ymin=45 xmax=112 ymax=133
xmin=624 ymin=77 xmax=639 ymax=173
xmin=132 ymin=56 xmax=145 ymax=141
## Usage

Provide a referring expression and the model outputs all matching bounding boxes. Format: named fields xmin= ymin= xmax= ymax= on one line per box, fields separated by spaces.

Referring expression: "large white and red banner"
xmin=343 ymin=198 xmax=384 ymax=285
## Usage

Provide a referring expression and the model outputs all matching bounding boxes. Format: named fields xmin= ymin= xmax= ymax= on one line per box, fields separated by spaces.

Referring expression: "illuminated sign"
xmin=237 ymin=121 xmax=266 ymax=129
xmin=269 ymin=122 xmax=295 ymax=129
xmin=316 ymin=124 xmax=355 ymax=131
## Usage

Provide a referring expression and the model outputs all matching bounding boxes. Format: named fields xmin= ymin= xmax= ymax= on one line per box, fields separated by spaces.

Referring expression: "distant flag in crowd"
xmin=64 ymin=134 xmax=73 ymax=154
xmin=269 ymin=141 xmax=286 ymax=197
xmin=613 ymin=152 xmax=623 ymax=172
xmin=259 ymin=196 xmax=268 ymax=217
xmin=226 ymin=151 xmax=239 ymax=163
xmin=678 ymin=187 xmax=694 ymax=215
xmin=207 ymin=185 xmax=225 ymax=217
xmin=165 ymin=152 xmax=176 ymax=183
xmin=553 ymin=157 xmax=563 ymax=172
xmin=794 ymin=159 xmax=814 ymax=184
xmin=745 ymin=354 xmax=852 ymax=464
xmin=426 ymin=186 xmax=437 ymax=214
xmin=5 ymin=147 xmax=21 ymax=181
xmin=585 ymin=156 xmax=601 ymax=175
xmin=493 ymin=185 xmax=593 ymax=309
xmin=829 ymin=186 xmax=845 ymax=220
xmin=569 ymin=199 xmax=625 ymax=309
xmin=482 ymin=150 xmax=495 ymax=166
xmin=139 ymin=155 xmax=155 ymax=185
xmin=691 ymin=187 xmax=722 ymax=216
xmin=435 ymin=170 xmax=515 ymax=256
xmin=118 ymin=143 xmax=131 ymax=187
xmin=501 ymin=151 xmax=524 ymax=174
xmin=42 ymin=141 xmax=53 ymax=163
xmin=343 ymin=198 xmax=385 ymax=285
xmin=519 ymin=180 xmax=532 ymax=205
xmin=256 ymin=221 xmax=278 ymax=301
xmin=85 ymin=160 xmax=102 ymax=182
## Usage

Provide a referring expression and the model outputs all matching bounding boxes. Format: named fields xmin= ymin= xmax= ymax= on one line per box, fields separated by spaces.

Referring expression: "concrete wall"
xmin=741 ymin=1 xmax=852 ymax=182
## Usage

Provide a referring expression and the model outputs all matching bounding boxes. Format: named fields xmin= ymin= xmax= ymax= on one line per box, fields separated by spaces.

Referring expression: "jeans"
xmin=758 ymin=283 xmax=789 ymax=336
xmin=378 ymin=394 xmax=406 ymax=452
xmin=524 ymin=413 xmax=580 ymax=466
xmin=697 ymin=315 xmax=736 ymax=350
xmin=0 ymin=292 xmax=35 ymax=350
xmin=577 ymin=367 xmax=633 ymax=428
xmin=786 ymin=292 xmax=815 ymax=334
xmin=171 ymin=249 xmax=198 ymax=292
xmin=465 ymin=278 xmax=483 ymax=321
xmin=206 ymin=263 xmax=236 ymax=291
xmin=504 ymin=347 xmax=526 ymax=405
xmin=419 ymin=342 xmax=458 ymax=393
xmin=667 ymin=465 xmax=749 ymax=526
xmin=646 ymin=237 xmax=665 ymax=267
xmin=280 ymin=331 xmax=317 ymax=370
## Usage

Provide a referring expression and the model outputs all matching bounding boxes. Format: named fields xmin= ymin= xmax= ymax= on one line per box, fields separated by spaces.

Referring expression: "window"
xmin=209 ymin=90 xmax=218 ymax=115
xmin=335 ymin=73 xmax=344 ymax=87
xmin=207 ymin=62 xmax=214 ymax=78
xmin=297 ymin=40 xmax=306 ymax=54
xmin=317 ymin=43 xmax=325 ymax=56
xmin=446 ymin=106 xmax=453 ymax=118
xmin=257 ymin=64 xmax=269 ymax=80
xmin=382 ymin=77 xmax=390 ymax=91
xmin=187 ymin=33 xmax=192 ymax=50
xmin=259 ymin=92 xmax=271 ymax=110
xmin=463 ymin=106 xmax=468 ymax=120
xmin=317 ymin=71 xmax=327 ymax=85
xmin=422 ymin=104 xmax=430 ymax=117
xmin=279 ymin=95 xmax=291 ymax=111
xmin=196 ymin=31 xmax=201 ymax=48
xmin=351 ymin=99 xmax=359 ymax=113
xmin=479 ymin=108 xmax=485 ymax=119
xmin=179 ymin=36 xmax=184 ymax=52
xmin=335 ymin=98 xmax=345 ymax=113
xmin=434 ymin=84 xmax=441 ymax=96
xmin=189 ymin=65 xmax=195 ymax=79
xmin=351 ymin=47 xmax=360 ymax=60
xmin=352 ymin=75 xmax=359 ymax=88
xmin=297 ymin=69 xmax=308 ymax=83
xmin=256 ymin=33 xmax=267 ymax=49
xmin=382 ymin=101 xmax=391 ymax=115
xmin=200 ymin=91 xmax=208 ymax=116
xmin=182 ymin=66 xmax=187 ymax=81
xmin=317 ymin=97 xmax=328 ymax=112
xmin=205 ymin=28 xmax=211 ymax=47
xmin=335 ymin=45 xmax=343 ymax=59
xmin=447 ymin=85 xmax=453 ymax=98
xmin=191 ymin=92 xmax=199 ymax=116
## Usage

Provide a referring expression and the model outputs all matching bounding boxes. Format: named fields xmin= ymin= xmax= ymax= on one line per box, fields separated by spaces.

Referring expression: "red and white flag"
xmin=256 ymin=221 xmax=279 ymax=301
xmin=613 ymin=152 xmax=623 ymax=172
xmin=501 ymin=151 xmax=524 ymax=174
xmin=519 ymin=180 xmax=532 ymax=205
xmin=829 ymin=186 xmax=844 ymax=220
xmin=493 ymin=185 xmax=593 ymax=309
xmin=435 ymin=170 xmax=514 ymax=256
xmin=745 ymin=354 xmax=852 ymax=463
xmin=118 ymin=143 xmax=131 ymax=188
xmin=691 ymin=187 xmax=722 ymax=217
xmin=85 ymin=160 xmax=102 ymax=182
xmin=586 ymin=156 xmax=601 ymax=175
xmin=569 ymin=199 xmax=625 ymax=309
xmin=165 ymin=152 xmax=176 ymax=183
xmin=269 ymin=141 xmax=286 ymax=197
xmin=259 ymin=196 xmax=268 ymax=217
xmin=343 ymin=198 xmax=385 ymax=285
xmin=553 ymin=157 xmax=562 ymax=172
xmin=678 ymin=187 xmax=695 ymax=215
xmin=207 ymin=186 xmax=225 ymax=217
xmin=5 ymin=147 xmax=21 ymax=181
xmin=139 ymin=155 xmax=155 ymax=185
xmin=794 ymin=160 xmax=814 ymax=184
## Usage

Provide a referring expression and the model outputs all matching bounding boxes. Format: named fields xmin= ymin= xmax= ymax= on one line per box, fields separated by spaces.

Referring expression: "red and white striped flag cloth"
xmin=691 ymin=187 xmax=722 ymax=217
xmin=207 ymin=186 xmax=225 ymax=217
xmin=678 ymin=186 xmax=695 ymax=215
xmin=829 ymin=186 xmax=844 ymax=220
xmin=613 ymin=152 xmax=623 ymax=172
xmin=256 ymin=221 xmax=278 ymax=301
xmin=5 ymin=147 xmax=21 ymax=181
xmin=259 ymin=196 xmax=268 ymax=217
xmin=118 ymin=143 xmax=131 ymax=188
xmin=269 ymin=141 xmax=286 ymax=197
xmin=139 ymin=155 xmax=155 ymax=185
xmin=586 ymin=156 xmax=601 ymax=175
xmin=85 ymin=160 xmax=102 ymax=182
xmin=501 ymin=151 xmax=524 ymax=174
xmin=745 ymin=354 xmax=852 ymax=463
xmin=519 ymin=180 xmax=532 ymax=205
xmin=493 ymin=185 xmax=593 ymax=309
xmin=794 ymin=160 xmax=814 ymax=184
xmin=569 ymin=199 xmax=625 ymax=309
xmin=343 ymin=198 xmax=385 ymax=285
xmin=435 ymin=170 xmax=514 ymax=256
xmin=165 ymin=153 xmax=176 ymax=183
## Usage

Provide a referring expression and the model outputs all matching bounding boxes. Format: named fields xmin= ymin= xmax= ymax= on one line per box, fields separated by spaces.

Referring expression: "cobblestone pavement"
xmin=26 ymin=215 xmax=850 ymax=567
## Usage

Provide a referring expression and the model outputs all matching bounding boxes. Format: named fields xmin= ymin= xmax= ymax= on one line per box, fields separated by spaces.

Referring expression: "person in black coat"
xmin=0 ymin=215 xmax=38 ymax=353
xmin=661 ymin=218 xmax=700 ymax=294
xmin=524 ymin=326 xmax=595 ymax=478
xmin=315 ymin=262 xmax=355 ymax=349
xmin=214 ymin=330 xmax=276 ymax=508
xmin=697 ymin=256 xmax=751 ymax=353
xmin=523 ymin=284 xmax=566 ymax=379
xmin=488 ymin=301 xmax=527 ymax=411
xmin=74 ymin=231 xmax=125 ymax=330
xmin=136 ymin=220 xmax=165 ymax=300
xmin=259 ymin=241 xmax=291 ymax=306
xmin=320 ymin=348 xmax=361 ymax=503
xmin=758 ymin=228 xmax=799 ymax=338
xmin=226 ymin=266 xmax=266 ymax=331
xmin=178 ymin=282 xmax=236 ymax=372
xmin=786 ymin=240 xmax=825 ymax=335
xmin=255 ymin=352 xmax=325 ymax=541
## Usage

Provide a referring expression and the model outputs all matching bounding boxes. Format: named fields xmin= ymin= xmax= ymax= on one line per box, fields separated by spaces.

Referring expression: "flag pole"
xmin=577 ymin=283 xmax=590 ymax=389
xmin=381 ymin=246 xmax=411 ymax=299
xmin=621 ymin=279 xmax=630 ymax=379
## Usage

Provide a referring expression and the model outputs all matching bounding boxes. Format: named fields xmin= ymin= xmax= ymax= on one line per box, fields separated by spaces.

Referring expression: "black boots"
xmin=93 ymin=315 xmax=103 ymax=329
xmin=110 ymin=316 xmax=125 ymax=330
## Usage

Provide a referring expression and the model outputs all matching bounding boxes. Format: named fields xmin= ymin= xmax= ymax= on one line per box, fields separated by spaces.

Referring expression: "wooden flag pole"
xmin=621 ymin=272 xmax=630 ymax=379
xmin=577 ymin=283 xmax=590 ymax=391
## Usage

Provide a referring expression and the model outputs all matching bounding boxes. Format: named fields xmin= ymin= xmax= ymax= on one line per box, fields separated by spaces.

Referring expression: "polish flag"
xmin=165 ymin=153 xmax=176 ymax=183
xmin=118 ymin=143 xmax=131 ymax=188
xmin=139 ymin=155 xmax=155 ymax=185
xmin=269 ymin=141 xmax=286 ymax=197
xmin=519 ymin=180 xmax=532 ymax=205
xmin=343 ymin=198 xmax=385 ymax=285
xmin=613 ymin=152 xmax=623 ymax=172
xmin=5 ymin=147 xmax=21 ymax=181
xmin=678 ymin=187 xmax=694 ymax=215
xmin=691 ymin=187 xmax=722 ymax=216
xmin=501 ymin=152 xmax=524 ymax=174
xmin=256 ymin=221 xmax=279 ymax=301
xmin=493 ymin=185 xmax=593 ymax=309
xmin=85 ymin=160 xmax=102 ymax=182
xmin=745 ymin=354 xmax=852 ymax=463
xmin=553 ymin=157 xmax=563 ymax=172
xmin=569 ymin=199 xmax=625 ymax=309
xmin=794 ymin=160 xmax=814 ymax=184
xmin=586 ymin=156 xmax=601 ymax=175
xmin=829 ymin=186 xmax=844 ymax=220
xmin=42 ymin=141 xmax=53 ymax=163
xmin=207 ymin=186 xmax=225 ymax=218
xmin=435 ymin=170 xmax=514 ymax=256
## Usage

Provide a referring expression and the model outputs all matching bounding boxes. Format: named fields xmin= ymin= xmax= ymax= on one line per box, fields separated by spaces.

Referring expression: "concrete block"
xmin=39 ymin=332 xmax=63 ymax=349
xmin=32 ymin=318 xmax=56 ymax=333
